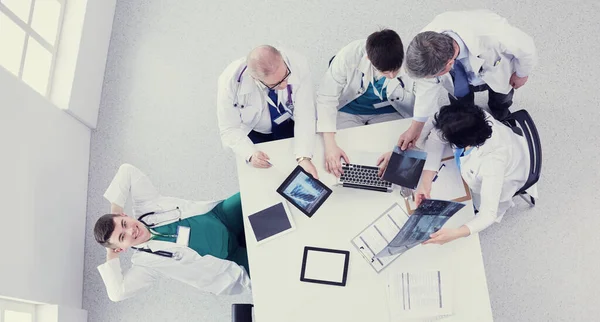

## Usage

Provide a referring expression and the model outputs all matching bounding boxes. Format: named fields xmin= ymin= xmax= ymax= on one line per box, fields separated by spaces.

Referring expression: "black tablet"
xmin=276 ymin=166 xmax=332 ymax=217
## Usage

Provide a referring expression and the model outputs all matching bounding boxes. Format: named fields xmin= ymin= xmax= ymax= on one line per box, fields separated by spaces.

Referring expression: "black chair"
xmin=502 ymin=109 xmax=542 ymax=206
xmin=232 ymin=303 xmax=253 ymax=322
xmin=328 ymin=55 xmax=336 ymax=67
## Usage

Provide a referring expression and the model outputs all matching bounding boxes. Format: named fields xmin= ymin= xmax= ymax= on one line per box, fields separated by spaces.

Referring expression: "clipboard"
xmin=404 ymin=156 xmax=471 ymax=214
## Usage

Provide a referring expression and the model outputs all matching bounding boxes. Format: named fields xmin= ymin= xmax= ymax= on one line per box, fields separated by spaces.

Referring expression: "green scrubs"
xmin=150 ymin=193 xmax=249 ymax=275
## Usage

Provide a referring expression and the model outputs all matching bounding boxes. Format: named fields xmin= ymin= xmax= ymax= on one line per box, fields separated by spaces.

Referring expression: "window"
xmin=0 ymin=298 xmax=36 ymax=322
xmin=0 ymin=0 xmax=65 ymax=96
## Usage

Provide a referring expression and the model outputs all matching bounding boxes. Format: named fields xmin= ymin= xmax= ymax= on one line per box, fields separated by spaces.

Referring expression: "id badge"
xmin=176 ymin=226 xmax=191 ymax=247
xmin=373 ymin=101 xmax=392 ymax=109
xmin=273 ymin=111 xmax=292 ymax=124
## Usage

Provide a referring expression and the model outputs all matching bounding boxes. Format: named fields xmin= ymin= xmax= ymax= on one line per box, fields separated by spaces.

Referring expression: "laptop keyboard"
xmin=340 ymin=163 xmax=393 ymax=190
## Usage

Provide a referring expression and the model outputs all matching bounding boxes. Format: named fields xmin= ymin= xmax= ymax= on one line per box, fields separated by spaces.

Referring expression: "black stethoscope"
xmin=133 ymin=207 xmax=184 ymax=260
xmin=233 ymin=66 xmax=294 ymax=110
xmin=357 ymin=72 xmax=405 ymax=94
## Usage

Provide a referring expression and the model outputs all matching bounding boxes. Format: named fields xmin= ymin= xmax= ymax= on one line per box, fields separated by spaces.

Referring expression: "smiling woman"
xmin=0 ymin=0 xmax=65 ymax=96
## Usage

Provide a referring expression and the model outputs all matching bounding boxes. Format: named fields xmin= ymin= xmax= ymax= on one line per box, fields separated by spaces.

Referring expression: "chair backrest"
xmin=232 ymin=303 xmax=254 ymax=322
xmin=502 ymin=109 xmax=542 ymax=194
xmin=328 ymin=55 xmax=336 ymax=67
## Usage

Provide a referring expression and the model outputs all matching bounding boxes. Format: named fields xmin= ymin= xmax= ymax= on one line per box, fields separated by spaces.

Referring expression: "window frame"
xmin=0 ymin=0 xmax=67 ymax=96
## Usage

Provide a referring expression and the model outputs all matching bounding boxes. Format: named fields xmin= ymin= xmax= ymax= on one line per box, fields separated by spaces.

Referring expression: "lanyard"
xmin=265 ymin=85 xmax=293 ymax=110
xmin=149 ymin=229 xmax=177 ymax=239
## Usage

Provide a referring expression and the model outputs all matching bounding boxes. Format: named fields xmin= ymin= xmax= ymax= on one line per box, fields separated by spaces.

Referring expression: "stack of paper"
xmin=385 ymin=270 xmax=453 ymax=321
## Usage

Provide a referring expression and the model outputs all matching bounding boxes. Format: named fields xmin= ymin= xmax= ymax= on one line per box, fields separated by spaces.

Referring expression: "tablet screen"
xmin=277 ymin=166 xmax=332 ymax=217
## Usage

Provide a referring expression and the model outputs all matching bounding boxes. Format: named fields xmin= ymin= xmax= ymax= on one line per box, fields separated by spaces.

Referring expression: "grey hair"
xmin=246 ymin=45 xmax=283 ymax=79
xmin=406 ymin=31 xmax=455 ymax=78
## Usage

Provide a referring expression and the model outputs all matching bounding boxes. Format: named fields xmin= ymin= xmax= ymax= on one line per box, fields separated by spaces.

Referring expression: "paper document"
xmin=351 ymin=203 xmax=409 ymax=273
xmin=387 ymin=270 xmax=453 ymax=320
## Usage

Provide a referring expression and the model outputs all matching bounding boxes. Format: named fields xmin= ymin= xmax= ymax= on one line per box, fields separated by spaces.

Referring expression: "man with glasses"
xmin=217 ymin=45 xmax=318 ymax=178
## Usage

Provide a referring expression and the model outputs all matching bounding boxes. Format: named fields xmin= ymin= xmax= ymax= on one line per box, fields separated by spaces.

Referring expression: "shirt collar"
xmin=444 ymin=30 xmax=469 ymax=61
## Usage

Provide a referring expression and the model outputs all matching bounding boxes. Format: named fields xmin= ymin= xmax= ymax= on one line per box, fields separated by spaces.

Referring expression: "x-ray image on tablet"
xmin=277 ymin=166 xmax=332 ymax=217
xmin=382 ymin=146 xmax=427 ymax=189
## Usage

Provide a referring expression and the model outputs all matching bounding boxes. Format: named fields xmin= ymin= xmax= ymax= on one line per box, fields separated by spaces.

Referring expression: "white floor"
xmin=82 ymin=1 xmax=600 ymax=321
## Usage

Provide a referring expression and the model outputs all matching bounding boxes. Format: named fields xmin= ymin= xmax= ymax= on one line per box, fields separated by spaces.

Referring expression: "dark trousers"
xmin=448 ymin=84 xmax=514 ymax=120
xmin=247 ymin=119 xmax=295 ymax=144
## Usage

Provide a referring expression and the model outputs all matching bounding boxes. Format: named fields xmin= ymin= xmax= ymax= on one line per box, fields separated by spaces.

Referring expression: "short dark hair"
xmin=366 ymin=29 xmax=404 ymax=72
xmin=406 ymin=31 xmax=455 ymax=78
xmin=433 ymin=102 xmax=493 ymax=148
xmin=94 ymin=214 xmax=119 ymax=248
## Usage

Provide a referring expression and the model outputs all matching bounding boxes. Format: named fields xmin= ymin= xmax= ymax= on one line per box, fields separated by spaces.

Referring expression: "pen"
xmin=432 ymin=164 xmax=446 ymax=182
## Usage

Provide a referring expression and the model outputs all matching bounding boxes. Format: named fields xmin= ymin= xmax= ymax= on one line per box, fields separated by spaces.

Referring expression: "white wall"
xmin=0 ymin=65 xmax=90 ymax=308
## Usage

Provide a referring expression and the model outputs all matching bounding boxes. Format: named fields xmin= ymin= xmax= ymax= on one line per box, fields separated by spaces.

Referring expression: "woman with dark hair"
xmin=415 ymin=102 xmax=534 ymax=245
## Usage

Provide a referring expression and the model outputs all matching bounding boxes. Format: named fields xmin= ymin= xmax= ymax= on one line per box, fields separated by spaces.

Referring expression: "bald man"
xmin=217 ymin=45 xmax=318 ymax=178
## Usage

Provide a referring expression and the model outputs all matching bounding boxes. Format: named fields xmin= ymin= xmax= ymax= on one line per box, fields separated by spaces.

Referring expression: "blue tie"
xmin=268 ymin=89 xmax=285 ymax=118
xmin=450 ymin=60 xmax=470 ymax=98
xmin=454 ymin=148 xmax=465 ymax=171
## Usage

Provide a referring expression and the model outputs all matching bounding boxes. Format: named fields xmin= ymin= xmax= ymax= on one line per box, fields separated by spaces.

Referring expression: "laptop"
xmin=337 ymin=151 xmax=393 ymax=193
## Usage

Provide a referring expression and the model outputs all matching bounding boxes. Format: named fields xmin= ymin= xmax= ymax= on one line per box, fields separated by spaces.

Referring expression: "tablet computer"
xmin=276 ymin=166 xmax=332 ymax=217
xmin=248 ymin=202 xmax=296 ymax=245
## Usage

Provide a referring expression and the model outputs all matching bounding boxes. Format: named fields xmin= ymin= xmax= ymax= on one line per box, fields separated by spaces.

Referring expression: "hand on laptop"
xmin=324 ymin=143 xmax=349 ymax=178
xmin=376 ymin=151 xmax=392 ymax=177
xmin=422 ymin=226 xmax=471 ymax=245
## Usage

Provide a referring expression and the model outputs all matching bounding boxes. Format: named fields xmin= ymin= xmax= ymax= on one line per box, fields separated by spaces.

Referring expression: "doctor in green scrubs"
xmin=149 ymin=193 xmax=249 ymax=274
xmin=94 ymin=164 xmax=251 ymax=302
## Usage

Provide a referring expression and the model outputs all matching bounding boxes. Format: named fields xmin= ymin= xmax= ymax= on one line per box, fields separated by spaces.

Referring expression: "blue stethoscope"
xmin=133 ymin=207 xmax=184 ymax=260
xmin=233 ymin=66 xmax=294 ymax=111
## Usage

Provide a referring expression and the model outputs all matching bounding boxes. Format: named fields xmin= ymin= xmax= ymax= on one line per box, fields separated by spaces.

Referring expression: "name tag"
xmin=176 ymin=226 xmax=190 ymax=247
xmin=273 ymin=111 xmax=292 ymax=124
xmin=373 ymin=101 xmax=392 ymax=109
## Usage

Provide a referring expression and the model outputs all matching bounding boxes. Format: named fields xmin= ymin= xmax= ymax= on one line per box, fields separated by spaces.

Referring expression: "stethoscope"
xmin=133 ymin=207 xmax=184 ymax=260
xmin=233 ymin=66 xmax=294 ymax=112
xmin=357 ymin=72 xmax=405 ymax=95
xmin=138 ymin=207 xmax=182 ymax=227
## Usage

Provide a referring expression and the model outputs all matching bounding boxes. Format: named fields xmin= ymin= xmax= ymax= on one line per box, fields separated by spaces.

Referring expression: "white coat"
xmin=97 ymin=164 xmax=251 ymax=302
xmin=217 ymin=49 xmax=316 ymax=160
xmin=316 ymin=39 xmax=416 ymax=133
xmin=423 ymin=112 xmax=534 ymax=234
xmin=412 ymin=10 xmax=538 ymax=120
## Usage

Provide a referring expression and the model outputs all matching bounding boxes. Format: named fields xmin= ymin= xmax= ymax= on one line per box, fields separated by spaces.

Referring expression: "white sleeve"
xmin=491 ymin=13 xmax=537 ymax=77
xmin=464 ymin=150 xmax=508 ymax=234
xmin=171 ymin=254 xmax=251 ymax=295
xmin=103 ymin=164 xmax=160 ymax=209
xmin=97 ymin=258 xmax=159 ymax=302
xmin=216 ymin=73 xmax=257 ymax=159
xmin=316 ymin=48 xmax=350 ymax=133
xmin=292 ymin=64 xmax=317 ymax=159
xmin=423 ymin=127 xmax=446 ymax=172
xmin=412 ymin=79 xmax=446 ymax=121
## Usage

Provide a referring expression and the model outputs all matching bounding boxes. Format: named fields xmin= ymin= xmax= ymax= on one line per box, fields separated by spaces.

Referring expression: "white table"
xmin=236 ymin=119 xmax=493 ymax=322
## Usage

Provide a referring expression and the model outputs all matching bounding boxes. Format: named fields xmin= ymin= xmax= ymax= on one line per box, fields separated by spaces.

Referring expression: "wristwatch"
xmin=296 ymin=156 xmax=312 ymax=164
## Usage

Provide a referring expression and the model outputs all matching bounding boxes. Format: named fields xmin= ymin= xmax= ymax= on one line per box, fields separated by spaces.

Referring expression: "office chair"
xmin=232 ymin=303 xmax=254 ymax=322
xmin=502 ymin=109 xmax=542 ymax=206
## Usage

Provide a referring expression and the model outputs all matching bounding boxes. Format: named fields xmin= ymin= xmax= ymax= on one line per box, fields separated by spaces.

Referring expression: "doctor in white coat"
xmin=317 ymin=29 xmax=415 ymax=177
xmin=95 ymin=164 xmax=251 ymax=302
xmin=397 ymin=9 xmax=537 ymax=150
xmin=217 ymin=45 xmax=318 ymax=178
xmin=410 ymin=102 xmax=534 ymax=245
